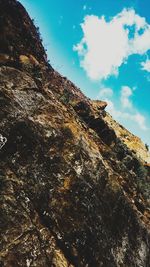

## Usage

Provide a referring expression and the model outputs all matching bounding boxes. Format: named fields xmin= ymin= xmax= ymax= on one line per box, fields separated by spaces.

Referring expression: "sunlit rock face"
xmin=103 ymin=113 xmax=150 ymax=165
xmin=0 ymin=1 xmax=150 ymax=266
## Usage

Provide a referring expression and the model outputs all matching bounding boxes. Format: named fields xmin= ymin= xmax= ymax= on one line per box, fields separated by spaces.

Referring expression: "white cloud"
xmin=106 ymin=99 xmax=147 ymax=130
xmin=141 ymin=59 xmax=150 ymax=72
xmin=120 ymin=86 xmax=133 ymax=109
xmin=83 ymin=5 xmax=87 ymax=11
xmin=97 ymin=85 xmax=147 ymax=131
xmin=133 ymin=113 xmax=147 ymax=130
xmin=98 ymin=87 xmax=113 ymax=99
xmin=74 ymin=8 xmax=150 ymax=80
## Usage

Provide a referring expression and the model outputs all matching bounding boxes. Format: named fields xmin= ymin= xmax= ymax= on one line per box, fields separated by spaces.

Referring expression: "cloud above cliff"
xmin=74 ymin=8 xmax=150 ymax=80
xmin=120 ymin=86 xmax=133 ymax=109
xmin=98 ymin=87 xmax=113 ymax=98
xmin=106 ymin=99 xmax=147 ymax=130
xmin=141 ymin=59 xmax=150 ymax=72
xmin=98 ymin=85 xmax=147 ymax=131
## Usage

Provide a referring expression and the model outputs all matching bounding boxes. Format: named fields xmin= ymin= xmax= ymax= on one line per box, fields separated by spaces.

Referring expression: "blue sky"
xmin=19 ymin=0 xmax=150 ymax=146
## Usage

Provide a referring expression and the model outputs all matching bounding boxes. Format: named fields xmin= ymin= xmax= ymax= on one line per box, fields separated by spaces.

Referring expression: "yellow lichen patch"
xmin=19 ymin=55 xmax=30 ymax=65
xmin=124 ymin=139 xmax=150 ymax=164
xmin=52 ymin=249 xmax=74 ymax=267
xmin=64 ymin=122 xmax=80 ymax=138
xmin=19 ymin=54 xmax=39 ymax=66
xmin=58 ymin=177 xmax=72 ymax=193
xmin=64 ymin=178 xmax=71 ymax=190
xmin=104 ymin=113 xmax=150 ymax=163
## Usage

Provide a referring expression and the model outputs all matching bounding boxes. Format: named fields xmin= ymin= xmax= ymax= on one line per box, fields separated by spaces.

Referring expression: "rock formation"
xmin=0 ymin=1 xmax=150 ymax=266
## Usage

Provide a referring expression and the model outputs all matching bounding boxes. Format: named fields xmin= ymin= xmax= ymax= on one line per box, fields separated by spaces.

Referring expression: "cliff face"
xmin=0 ymin=1 xmax=150 ymax=267
xmin=103 ymin=113 xmax=150 ymax=165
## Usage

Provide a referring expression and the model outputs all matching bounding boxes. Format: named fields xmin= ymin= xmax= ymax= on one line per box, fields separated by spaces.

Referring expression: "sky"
xmin=19 ymin=0 xmax=150 ymax=147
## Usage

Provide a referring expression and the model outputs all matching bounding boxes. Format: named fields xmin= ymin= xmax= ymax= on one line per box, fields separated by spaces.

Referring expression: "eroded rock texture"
xmin=0 ymin=1 xmax=150 ymax=266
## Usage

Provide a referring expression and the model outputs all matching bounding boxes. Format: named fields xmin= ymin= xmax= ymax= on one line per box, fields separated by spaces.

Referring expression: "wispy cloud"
xmin=141 ymin=58 xmax=150 ymax=72
xmin=106 ymin=99 xmax=147 ymax=130
xmin=98 ymin=87 xmax=113 ymax=99
xmin=120 ymin=86 xmax=133 ymax=109
xmin=99 ymin=85 xmax=147 ymax=131
xmin=74 ymin=8 xmax=150 ymax=81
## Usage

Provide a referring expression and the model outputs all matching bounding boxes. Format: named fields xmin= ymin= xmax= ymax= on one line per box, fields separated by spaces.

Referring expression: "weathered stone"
xmin=0 ymin=1 xmax=150 ymax=267
xmin=92 ymin=100 xmax=108 ymax=111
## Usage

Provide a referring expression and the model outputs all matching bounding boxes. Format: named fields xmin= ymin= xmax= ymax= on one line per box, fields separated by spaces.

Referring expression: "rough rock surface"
xmin=0 ymin=1 xmax=150 ymax=266
xmin=103 ymin=113 xmax=150 ymax=164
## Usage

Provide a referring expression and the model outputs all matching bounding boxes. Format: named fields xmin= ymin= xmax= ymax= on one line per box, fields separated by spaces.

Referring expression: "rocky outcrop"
xmin=0 ymin=1 xmax=150 ymax=266
xmin=103 ymin=113 xmax=150 ymax=164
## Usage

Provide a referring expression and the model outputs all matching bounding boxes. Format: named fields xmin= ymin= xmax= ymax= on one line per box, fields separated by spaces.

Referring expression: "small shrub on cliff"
xmin=145 ymin=143 xmax=149 ymax=151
